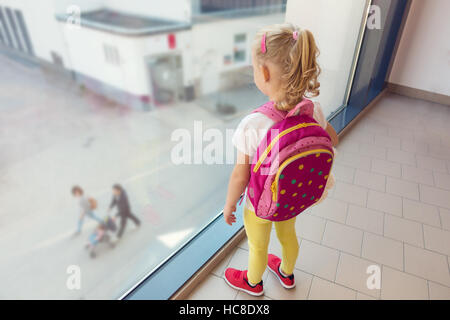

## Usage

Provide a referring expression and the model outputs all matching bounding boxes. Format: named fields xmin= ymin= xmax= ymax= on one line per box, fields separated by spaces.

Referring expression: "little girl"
xmin=223 ymin=23 xmax=337 ymax=296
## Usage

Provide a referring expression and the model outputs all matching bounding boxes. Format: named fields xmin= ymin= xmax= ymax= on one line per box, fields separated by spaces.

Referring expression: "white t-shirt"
xmin=232 ymin=101 xmax=327 ymax=159
xmin=231 ymin=101 xmax=329 ymax=211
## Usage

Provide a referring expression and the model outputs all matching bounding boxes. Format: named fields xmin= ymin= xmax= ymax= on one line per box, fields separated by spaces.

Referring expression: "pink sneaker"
xmin=267 ymin=254 xmax=296 ymax=289
xmin=224 ymin=268 xmax=264 ymax=296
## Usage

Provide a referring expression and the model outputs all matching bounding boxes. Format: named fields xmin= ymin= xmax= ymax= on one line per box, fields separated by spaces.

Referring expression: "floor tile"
xmin=335 ymin=253 xmax=381 ymax=298
xmin=402 ymin=198 xmax=441 ymax=227
xmin=238 ymin=237 xmax=248 ymax=251
xmin=212 ymin=248 xmax=237 ymax=277
xmin=423 ymin=224 xmax=450 ymax=255
xmin=334 ymin=151 xmax=372 ymax=171
xmin=332 ymin=164 xmax=355 ymax=184
xmin=263 ymin=269 xmax=312 ymax=300
xmin=358 ymin=143 xmax=387 ymax=160
xmin=371 ymin=158 xmax=401 ymax=178
xmin=268 ymin=229 xmax=285 ymax=259
xmin=428 ymin=282 xmax=450 ymax=300
xmin=322 ymin=221 xmax=363 ymax=256
xmin=343 ymin=130 xmax=374 ymax=145
xmin=188 ymin=275 xmax=237 ymax=300
xmin=295 ymin=213 xmax=326 ymax=243
xmin=386 ymin=176 xmax=420 ymax=200
xmin=380 ymin=266 xmax=428 ymax=300
xmin=387 ymin=149 xmax=416 ymax=166
xmin=384 ymin=214 xmax=424 ymax=247
xmin=308 ymin=276 xmax=356 ymax=300
xmin=346 ymin=205 xmax=384 ymax=235
xmin=374 ymin=134 xmax=401 ymax=149
xmin=356 ymin=292 xmax=377 ymax=300
xmin=296 ymin=240 xmax=340 ymax=281
xmin=433 ymin=171 xmax=450 ymax=191
xmin=332 ymin=181 xmax=368 ymax=207
xmin=309 ymin=198 xmax=348 ymax=224
xmin=401 ymin=165 xmax=434 ymax=185
xmin=404 ymin=244 xmax=450 ymax=286
xmin=428 ymin=144 xmax=450 ymax=161
xmin=420 ymin=184 xmax=450 ymax=209
xmin=354 ymin=169 xmax=386 ymax=192
xmin=416 ymin=155 xmax=448 ymax=173
xmin=362 ymin=232 xmax=403 ymax=270
xmin=440 ymin=208 xmax=450 ymax=230
xmin=401 ymin=139 xmax=428 ymax=155
xmin=337 ymin=140 xmax=360 ymax=154
xmin=367 ymin=190 xmax=402 ymax=216
xmin=388 ymin=127 xmax=414 ymax=140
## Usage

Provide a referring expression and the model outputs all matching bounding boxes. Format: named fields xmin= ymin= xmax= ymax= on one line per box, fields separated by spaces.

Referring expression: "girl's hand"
xmin=223 ymin=204 xmax=237 ymax=226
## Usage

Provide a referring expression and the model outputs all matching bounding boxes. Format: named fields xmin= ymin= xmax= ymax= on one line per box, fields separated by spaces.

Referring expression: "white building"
xmin=0 ymin=0 xmax=286 ymax=110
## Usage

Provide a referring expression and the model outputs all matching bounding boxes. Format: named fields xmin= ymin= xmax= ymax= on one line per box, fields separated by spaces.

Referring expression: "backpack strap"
xmin=252 ymin=101 xmax=287 ymax=122
xmin=253 ymin=99 xmax=315 ymax=122
xmin=286 ymin=98 xmax=314 ymax=118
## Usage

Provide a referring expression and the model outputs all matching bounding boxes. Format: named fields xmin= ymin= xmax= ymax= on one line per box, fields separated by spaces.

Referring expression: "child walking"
xmin=223 ymin=23 xmax=338 ymax=296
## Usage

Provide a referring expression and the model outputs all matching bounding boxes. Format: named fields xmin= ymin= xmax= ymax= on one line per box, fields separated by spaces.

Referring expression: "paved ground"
xmin=189 ymin=93 xmax=450 ymax=300
xmin=0 ymin=52 xmax=250 ymax=299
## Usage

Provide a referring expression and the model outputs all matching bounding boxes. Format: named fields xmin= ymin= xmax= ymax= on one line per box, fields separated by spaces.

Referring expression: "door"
xmin=147 ymin=53 xmax=184 ymax=107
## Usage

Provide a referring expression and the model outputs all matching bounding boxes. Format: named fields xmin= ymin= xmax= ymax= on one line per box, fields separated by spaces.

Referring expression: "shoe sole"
xmin=224 ymin=275 xmax=264 ymax=297
xmin=268 ymin=266 xmax=296 ymax=289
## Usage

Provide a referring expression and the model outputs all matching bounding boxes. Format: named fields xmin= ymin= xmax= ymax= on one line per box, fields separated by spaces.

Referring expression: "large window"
xmin=0 ymin=0 xmax=373 ymax=299
xmin=0 ymin=0 xmax=287 ymax=299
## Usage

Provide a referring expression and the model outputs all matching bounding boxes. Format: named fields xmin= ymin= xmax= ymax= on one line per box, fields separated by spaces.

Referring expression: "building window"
xmin=233 ymin=33 xmax=247 ymax=63
xmin=14 ymin=9 xmax=34 ymax=56
xmin=103 ymin=44 xmax=120 ymax=65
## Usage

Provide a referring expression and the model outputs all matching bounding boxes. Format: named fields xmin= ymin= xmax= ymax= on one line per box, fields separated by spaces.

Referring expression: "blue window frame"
xmin=122 ymin=204 xmax=244 ymax=300
xmin=329 ymin=0 xmax=409 ymax=134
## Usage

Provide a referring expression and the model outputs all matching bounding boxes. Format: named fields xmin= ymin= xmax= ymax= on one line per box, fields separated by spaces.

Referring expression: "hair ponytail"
xmin=253 ymin=24 xmax=321 ymax=112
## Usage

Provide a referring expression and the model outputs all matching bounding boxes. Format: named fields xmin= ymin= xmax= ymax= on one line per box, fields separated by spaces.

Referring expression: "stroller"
xmin=85 ymin=216 xmax=117 ymax=258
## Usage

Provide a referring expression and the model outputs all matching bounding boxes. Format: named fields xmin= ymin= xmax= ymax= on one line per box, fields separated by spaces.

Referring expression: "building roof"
xmin=192 ymin=3 xmax=286 ymax=24
xmin=55 ymin=8 xmax=191 ymax=36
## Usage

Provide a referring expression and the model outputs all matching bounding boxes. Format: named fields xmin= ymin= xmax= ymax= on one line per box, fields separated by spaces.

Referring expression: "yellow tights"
xmin=243 ymin=205 xmax=299 ymax=284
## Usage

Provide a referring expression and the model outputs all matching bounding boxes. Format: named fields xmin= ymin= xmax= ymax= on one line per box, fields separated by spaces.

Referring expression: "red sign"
xmin=168 ymin=33 xmax=176 ymax=50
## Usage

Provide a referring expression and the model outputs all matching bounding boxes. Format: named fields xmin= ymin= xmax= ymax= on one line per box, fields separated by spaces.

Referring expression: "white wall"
xmin=388 ymin=0 xmax=450 ymax=97
xmin=191 ymin=13 xmax=284 ymax=94
xmin=60 ymin=21 xmax=193 ymax=96
xmin=285 ymin=0 xmax=367 ymax=117
xmin=0 ymin=0 xmax=71 ymax=65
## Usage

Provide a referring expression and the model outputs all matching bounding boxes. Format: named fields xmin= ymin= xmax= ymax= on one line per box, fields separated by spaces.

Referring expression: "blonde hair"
xmin=253 ymin=23 xmax=321 ymax=111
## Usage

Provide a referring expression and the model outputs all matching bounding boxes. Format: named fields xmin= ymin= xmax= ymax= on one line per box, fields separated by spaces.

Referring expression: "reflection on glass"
xmin=286 ymin=0 xmax=367 ymax=117
xmin=0 ymin=0 xmax=364 ymax=299
xmin=0 ymin=0 xmax=287 ymax=299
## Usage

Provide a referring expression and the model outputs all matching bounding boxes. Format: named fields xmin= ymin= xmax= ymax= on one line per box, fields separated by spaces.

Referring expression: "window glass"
xmin=0 ymin=0 xmax=366 ymax=299
xmin=0 ymin=0 xmax=287 ymax=299
xmin=286 ymin=0 xmax=368 ymax=117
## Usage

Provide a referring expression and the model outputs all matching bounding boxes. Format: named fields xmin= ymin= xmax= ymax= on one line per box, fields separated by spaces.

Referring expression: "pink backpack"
xmin=247 ymin=99 xmax=334 ymax=221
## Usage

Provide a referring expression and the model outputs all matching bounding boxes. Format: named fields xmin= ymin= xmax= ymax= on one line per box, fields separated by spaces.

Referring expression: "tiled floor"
xmin=188 ymin=93 xmax=450 ymax=300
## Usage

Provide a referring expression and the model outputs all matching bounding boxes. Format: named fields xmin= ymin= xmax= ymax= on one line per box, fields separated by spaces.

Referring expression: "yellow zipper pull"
xmin=271 ymin=180 xmax=277 ymax=201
